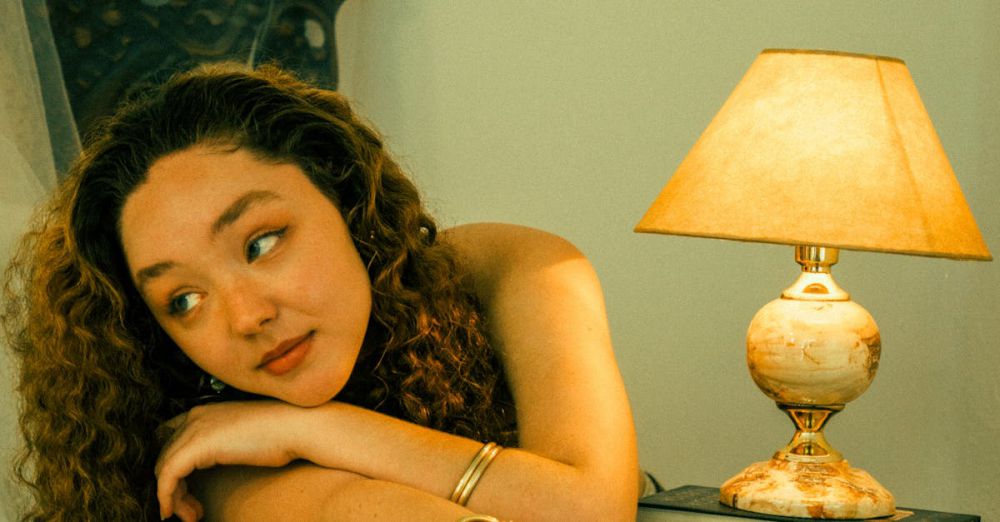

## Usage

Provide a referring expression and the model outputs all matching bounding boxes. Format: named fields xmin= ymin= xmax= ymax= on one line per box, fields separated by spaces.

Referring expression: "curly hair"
xmin=1 ymin=63 xmax=516 ymax=521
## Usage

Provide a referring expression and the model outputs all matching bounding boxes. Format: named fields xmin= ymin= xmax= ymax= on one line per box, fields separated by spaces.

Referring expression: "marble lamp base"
xmin=720 ymin=458 xmax=895 ymax=519
xmin=722 ymin=246 xmax=896 ymax=519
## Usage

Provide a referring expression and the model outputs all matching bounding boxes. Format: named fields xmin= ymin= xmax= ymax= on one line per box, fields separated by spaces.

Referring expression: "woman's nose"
xmin=220 ymin=283 xmax=277 ymax=336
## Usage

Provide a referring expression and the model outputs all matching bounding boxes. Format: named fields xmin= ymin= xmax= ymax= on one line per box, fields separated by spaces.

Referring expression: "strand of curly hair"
xmin=1 ymin=63 xmax=515 ymax=521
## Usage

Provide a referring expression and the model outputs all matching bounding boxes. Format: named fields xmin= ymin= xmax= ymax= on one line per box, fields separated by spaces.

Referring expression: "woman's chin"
xmin=276 ymin=385 xmax=341 ymax=408
xmin=262 ymin=362 xmax=353 ymax=407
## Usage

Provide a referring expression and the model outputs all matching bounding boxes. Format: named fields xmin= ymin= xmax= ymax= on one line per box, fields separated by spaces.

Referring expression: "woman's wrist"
xmin=282 ymin=400 xmax=345 ymax=466
xmin=282 ymin=400 xmax=493 ymax=501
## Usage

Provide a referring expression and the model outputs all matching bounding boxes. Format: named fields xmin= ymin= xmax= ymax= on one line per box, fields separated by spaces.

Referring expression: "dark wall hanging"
xmin=44 ymin=0 xmax=345 ymax=138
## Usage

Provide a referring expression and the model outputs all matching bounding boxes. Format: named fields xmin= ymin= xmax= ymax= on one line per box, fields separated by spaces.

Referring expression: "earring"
xmin=363 ymin=231 xmax=379 ymax=270
xmin=209 ymin=376 xmax=226 ymax=394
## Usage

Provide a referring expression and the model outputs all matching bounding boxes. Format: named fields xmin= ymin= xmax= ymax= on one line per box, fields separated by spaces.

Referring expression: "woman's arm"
xmin=164 ymin=222 xmax=638 ymax=520
xmin=441 ymin=222 xmax=640 ymax=519
xmin=192 ymin=463 xmax=480 ymax=521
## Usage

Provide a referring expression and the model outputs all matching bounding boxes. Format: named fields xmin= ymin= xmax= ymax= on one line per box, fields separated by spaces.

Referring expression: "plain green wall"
xmin=335 ymin=1 xmax=1000 ymax=518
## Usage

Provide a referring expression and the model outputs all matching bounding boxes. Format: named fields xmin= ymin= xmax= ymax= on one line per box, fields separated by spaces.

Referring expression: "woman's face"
xmin=120 ymin=145 xmax=372 ymax=407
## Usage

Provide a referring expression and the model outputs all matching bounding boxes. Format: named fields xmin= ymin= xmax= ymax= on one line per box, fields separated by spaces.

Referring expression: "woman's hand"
xmin=156 ymin=400 xmax=306 ymax=521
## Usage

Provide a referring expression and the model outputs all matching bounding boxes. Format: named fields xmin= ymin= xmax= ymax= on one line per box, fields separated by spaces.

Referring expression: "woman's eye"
xmin=168 ymin=292 xmax=202 ymax=316
xmin=246 ymin=228 xmax=286 ymax=262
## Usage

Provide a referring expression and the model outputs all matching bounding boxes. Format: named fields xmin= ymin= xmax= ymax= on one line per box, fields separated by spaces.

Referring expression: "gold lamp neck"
xmin=783 ymin=246 xmax=849 ymax=301
xmin=796 ymin=246 xmax=839 ymax=273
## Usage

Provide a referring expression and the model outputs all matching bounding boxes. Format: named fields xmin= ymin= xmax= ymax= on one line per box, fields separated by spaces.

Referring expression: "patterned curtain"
xmin=0 ymin=2 xmax=60 ymax=519
xmin=47 ymin=0 xmax=346 ymax=140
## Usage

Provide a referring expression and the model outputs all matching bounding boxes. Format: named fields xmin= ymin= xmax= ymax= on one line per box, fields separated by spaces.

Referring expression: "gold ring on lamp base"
xmin=719 ymin=458 xmax=895 ymax=519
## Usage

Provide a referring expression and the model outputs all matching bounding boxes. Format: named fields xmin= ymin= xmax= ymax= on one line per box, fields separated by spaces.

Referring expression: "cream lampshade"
xmin=636 ymin=49 xmax=991 ymax=519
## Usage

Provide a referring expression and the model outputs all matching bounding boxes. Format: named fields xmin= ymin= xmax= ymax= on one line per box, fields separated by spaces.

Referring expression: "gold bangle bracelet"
xmin=455 ymin=443 xmax=502 ymax=506
xmin=450 ymin=442 xmax=496 ymax=503
xmin=450 ymin=442 xmax=502 ymax=505
xmin=456 ymin=516 xmax=501 ymax=522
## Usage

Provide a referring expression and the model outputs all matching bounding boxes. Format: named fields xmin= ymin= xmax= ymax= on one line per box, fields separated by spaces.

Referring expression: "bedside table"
xmin=637 ymin=486 xmax=981 ymax=521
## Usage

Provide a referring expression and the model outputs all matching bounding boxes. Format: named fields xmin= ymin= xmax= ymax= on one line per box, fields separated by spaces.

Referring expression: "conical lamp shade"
xmin=636 ymin=49 xmax=991 ymax=261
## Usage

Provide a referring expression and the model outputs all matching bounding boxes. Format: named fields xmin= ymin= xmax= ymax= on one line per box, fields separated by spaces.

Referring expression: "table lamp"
xmin=635 ymin=49 xmax=992 ymax=519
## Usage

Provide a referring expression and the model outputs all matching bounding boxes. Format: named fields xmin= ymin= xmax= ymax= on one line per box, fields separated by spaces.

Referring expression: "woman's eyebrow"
xmin=135 ymin=261 xmax=177 ymax=293
xmin=211 ymin=190 xmax=281 ymax=235
xmin=133 ymin=190 xmax=282 ymax=292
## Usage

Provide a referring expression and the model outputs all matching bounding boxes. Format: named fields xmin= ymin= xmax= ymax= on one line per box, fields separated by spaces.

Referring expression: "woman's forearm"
xmin=290 ymin=401 xmax=634 ymax=521
xmin=188 ymin=406 xmax=624 ymax=521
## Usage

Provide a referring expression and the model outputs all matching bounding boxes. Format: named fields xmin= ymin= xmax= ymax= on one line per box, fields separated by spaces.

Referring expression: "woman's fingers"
xmin=156 ymin=408 xmax=213 ymax=519
xmin=163 ymin=477 xmax=204 ymax=522
xmin=155 ymin=401 xmax=304 ymax=518
xmin=190 ymin=493 xmax=205 ymax=520
xmin=157 ymin=444 xmax=202 ymax=520
xmin=159 ymin=474 xmax=205 ymax=521
xmin=156 ymin=422 xmax=205 ymax=521
xmin=175 ymin=482 xmax=204 ymax=522
xmin=155 ymin=408 xmax=193 ymax=517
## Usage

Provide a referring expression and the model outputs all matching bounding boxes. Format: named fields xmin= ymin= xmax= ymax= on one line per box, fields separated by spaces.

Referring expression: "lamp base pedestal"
xmin=719 ymin=458 xmax=894 ymax=519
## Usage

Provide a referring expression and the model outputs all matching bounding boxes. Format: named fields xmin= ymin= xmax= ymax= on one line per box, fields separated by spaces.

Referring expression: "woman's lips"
xmin=258 ymin=331 xmax=314 ymax=376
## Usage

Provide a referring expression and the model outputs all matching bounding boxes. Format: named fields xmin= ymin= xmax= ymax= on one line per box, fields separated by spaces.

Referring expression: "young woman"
xmin=2 ymin=63 xmax=638 ymax=521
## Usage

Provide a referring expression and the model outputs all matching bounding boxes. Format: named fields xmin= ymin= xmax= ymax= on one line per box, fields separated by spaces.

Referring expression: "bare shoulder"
xmin=440 ymin=223 xmax=590 ymax=289
xmin=441 ymin=222 xmax=581 ymax=255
